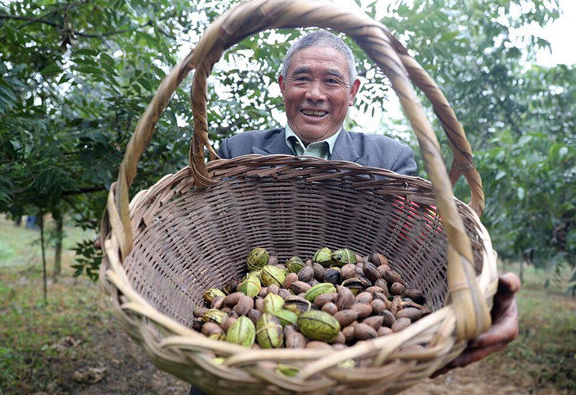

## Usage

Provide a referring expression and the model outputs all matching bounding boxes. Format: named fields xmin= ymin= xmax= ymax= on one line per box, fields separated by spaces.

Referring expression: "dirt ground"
xmin=29 ymin=319 xmax=567 ymax=395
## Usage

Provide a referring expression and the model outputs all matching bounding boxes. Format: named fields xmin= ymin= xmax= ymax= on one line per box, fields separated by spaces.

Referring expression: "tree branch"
xmin=75 ymin=21 xmax=153 ymax=38
xmin=62 ymin=186 xmax=107 ymax=196
xmin=0 ymin=13 xmax=154 ymax=39
xmin=0 ymin=13 xmax=62 ymax=29
xmin=63 ymin=196 xmax=100 ymax=229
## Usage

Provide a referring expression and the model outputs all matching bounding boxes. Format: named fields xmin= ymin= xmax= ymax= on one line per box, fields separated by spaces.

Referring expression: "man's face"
xmin=279 ymin=46 xmax=360 ymax=145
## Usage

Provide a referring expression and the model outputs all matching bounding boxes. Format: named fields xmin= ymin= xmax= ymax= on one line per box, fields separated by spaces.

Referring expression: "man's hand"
xmin=432 ymin=272 xmax=521 ymax=377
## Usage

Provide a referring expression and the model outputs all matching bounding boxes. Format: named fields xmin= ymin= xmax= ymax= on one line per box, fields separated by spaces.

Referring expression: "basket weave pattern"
xmin=99 ymin=1 xmax=499 ymax=394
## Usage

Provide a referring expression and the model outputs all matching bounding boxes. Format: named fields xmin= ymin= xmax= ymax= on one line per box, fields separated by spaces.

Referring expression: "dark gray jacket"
xmin=217 ymin=127 xmax=417 ymax=175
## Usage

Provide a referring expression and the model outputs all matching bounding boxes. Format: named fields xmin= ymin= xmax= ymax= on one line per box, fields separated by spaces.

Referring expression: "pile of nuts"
xmin=192 ymin=247 xmax=430 ymax=350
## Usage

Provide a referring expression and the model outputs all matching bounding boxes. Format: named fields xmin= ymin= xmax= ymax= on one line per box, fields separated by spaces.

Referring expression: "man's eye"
xmin=295 ymin=76 xmax=309 ymax=81
xmin=325 ymin=78 xmax=339 ymax=84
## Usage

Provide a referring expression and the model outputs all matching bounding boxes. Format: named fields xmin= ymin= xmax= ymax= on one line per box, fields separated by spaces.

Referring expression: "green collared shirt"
xmin=284 ymin=124 xmax=341 ymax=159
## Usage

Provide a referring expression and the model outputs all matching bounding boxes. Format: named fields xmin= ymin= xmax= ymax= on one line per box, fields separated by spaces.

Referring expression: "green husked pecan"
xmin=298 ymin=310 xmax=340 ymax=343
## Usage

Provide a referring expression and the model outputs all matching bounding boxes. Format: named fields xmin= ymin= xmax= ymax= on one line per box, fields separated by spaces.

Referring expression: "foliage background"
xmin=0 ymin=0 xmax=574 ymax=285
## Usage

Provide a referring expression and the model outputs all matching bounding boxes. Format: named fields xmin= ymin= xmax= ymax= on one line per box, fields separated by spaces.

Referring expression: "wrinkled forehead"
xmin=286 ymin=46 xmax=350 ymax=77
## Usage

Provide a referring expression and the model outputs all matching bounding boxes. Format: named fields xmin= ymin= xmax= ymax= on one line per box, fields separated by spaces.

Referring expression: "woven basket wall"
xmin=99 ymin=1 xmax=499 ymax=394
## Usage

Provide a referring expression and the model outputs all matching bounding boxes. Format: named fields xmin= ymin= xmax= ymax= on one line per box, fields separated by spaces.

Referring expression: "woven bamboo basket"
xmin=99 ymin=0 xmax=499 ymax=394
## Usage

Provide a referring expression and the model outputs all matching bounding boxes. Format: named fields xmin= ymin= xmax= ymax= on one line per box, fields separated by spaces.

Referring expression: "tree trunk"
xmin=519 ymin=259 xmax=525 ymax=285
xmin=53 ymin=215 xmax=63 ymax=282
xmin=39 ymin=215 xmax=47 ymax=302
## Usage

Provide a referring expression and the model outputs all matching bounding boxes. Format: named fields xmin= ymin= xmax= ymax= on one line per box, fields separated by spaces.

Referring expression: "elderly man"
xmin=190 ymin=30 xmax=520 ymax=395
xmin=217 ymin=30 xmax=417 ymax=174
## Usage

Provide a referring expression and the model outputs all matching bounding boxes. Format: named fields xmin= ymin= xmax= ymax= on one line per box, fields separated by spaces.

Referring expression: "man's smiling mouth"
xmin=301 ymin=109 xmax=328 ymax=117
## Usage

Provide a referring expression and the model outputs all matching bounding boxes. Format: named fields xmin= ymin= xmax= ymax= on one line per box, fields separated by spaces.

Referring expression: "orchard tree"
xmin=0 ymin=0 xmax=199 ymax=282
xmin=1 ymin=0 xmax=573 ymax=290
xmin=379 ymin=0 xmax=575 ymax=286
xmin=0 ymin=0 xmax=398 ymax=282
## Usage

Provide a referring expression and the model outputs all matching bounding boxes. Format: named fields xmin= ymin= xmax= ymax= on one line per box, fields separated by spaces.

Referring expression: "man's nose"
xmin=305 ymin=80 xmax=326 ymax=102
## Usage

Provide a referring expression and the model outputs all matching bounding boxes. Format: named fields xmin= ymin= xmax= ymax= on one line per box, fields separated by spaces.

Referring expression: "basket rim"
xmin=101 ymin=177 xmax=498 ymax=391
xmin=103 ymin=156 xmax=498 ymax=381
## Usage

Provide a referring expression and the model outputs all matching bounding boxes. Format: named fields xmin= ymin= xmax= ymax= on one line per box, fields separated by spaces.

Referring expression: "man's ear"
xmin=278 ymin=74 xmax=286 ymax=96
xmin=348 ymin=78 xmax=361 ymax=106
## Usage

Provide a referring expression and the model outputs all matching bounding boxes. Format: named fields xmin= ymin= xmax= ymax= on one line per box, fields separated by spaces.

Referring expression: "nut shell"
xmin=403 ymin=288 xmax=426 ymax=305
xmin=202 ymin=322 xmax=224 ymax=336
xmin=313 ymin=247 xmax=332 ymax=267
xmin=391 ymin=317 xmax=411 ymax=332
xmin=263 ymin=293 xmax=285 ymax=313
xmin=204 ymin=288 xmax=226 ymax=304
xmin=297 ymin=266 xmax=314 ymax=282
xmin=340 ymin=264 xmax=357 ymax=280
xmin=256 ymin=313 xmax=284 ymax=348
xmin=367 ymin=252 xmax=382 ymax=266
xmin=313 ymin=293 xmax=335 ymax=308
xmin=323 ymin=268 xmax=341 ymax=285
xmin=202 ymin=309 xmax=228 ymax=325
xmin=354 ymin=323 xmax=378 ymax=341
xmin=283 ymin=273 xmax=299 ymax=289
xmin=248 ymin=309 xmax=261 ymax=325
xmin=362 ymin=315 xmax=384 ymax=331
xmin=312 ymin=262 xmax=326 ymax=281
xmin=342 ymin=325 xmax=356 ymax=344
xmin=354 ymin=292 xmax=373 ymax=304
xmin=383 ymin=270 xmax=404 ymax=285
xmin=272 ymin=309 xmax=299 ymax=326
xmin=378 ymin=326 xmax=393 ymax=336
xmin=298 ymin=310 xmax=341 ymax=343
xmin=362 ymin=262 xmax=380 ymax=282
xmin=331 ymin=248 xmax=357 ymax=267
xmin=193 ymin=307 xmax=208 ymax=318
xmin=286 ymin=256 xmax=305 ymax=273
xmin=283 ymin=295 xmax=314 ymax=315
xmin=289 ymin=280 xmax=311 ymax=295
xmin=351 ymin=302 xmax=372 ymax=319
xmin=321 ymin=302 xmax=338 ymax=315
xmin=370 ymin=299 xmax=387 ymax=315
xmin=304 ymin=283 xmax=337 ymax=302
xmin=333 ymin=309 xmax=359 ymax=328
xmin=246 ymin=247 xmax=269 ymax=271
xmin=396 ymin=307 xmax=424 ymax=322
xmin=341 ymin=278 xmax=364 ymax=295
xmin=235 ymin=296 xmax=254 ymax=316
xmin=285 ymin=331 xmax=307 ymax=348
xmin=336 ymin=286 xmax=354 ymax=310
xmin=238 ymin=277 xmax=261 ymax=297
xmin=226 ymin=316 xmax=256 ymax=348
xmin=222 ymin=292 xmax=244 ymax=307
xmin=261 ymin=265 xmax=286 ymax=288
xmin=390 ymin=282 xmax=406 ymax=295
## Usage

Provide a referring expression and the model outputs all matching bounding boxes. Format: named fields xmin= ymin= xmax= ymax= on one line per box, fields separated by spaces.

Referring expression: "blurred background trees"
xmin=1 ymin=0 xmax=573 ymax=290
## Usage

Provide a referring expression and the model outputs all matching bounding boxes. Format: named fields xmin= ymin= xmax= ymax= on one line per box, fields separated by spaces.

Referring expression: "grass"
xmin=0 ymin=216 xmax=92 ymax=268
xmin=0 ymin=266 xmax=107 ymax=392
xmin=0 ymin=217 xmax=103 ymax=393
xmin=487 ymin=262 xmax=576 ymax=392
xmin=0 ymin=220 xmax=575 ymax=393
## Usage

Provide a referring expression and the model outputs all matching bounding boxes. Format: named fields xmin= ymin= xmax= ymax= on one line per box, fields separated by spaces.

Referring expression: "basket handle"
xmin=189 ymin=9 xmax=484 ymax=217
xmin=104 ymin=0 xmax=490 ymax=341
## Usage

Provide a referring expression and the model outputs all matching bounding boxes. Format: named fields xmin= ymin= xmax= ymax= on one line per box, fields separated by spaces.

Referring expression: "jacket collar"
xmin=252 ymin=128 xmax=293 ymax=156
xmin=252 ymin=127 xmax=371 ymax=166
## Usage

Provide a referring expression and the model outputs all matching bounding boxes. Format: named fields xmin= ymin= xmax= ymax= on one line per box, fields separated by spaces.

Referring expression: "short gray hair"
xmin=282 ymin=30 xmax=357 ymax=83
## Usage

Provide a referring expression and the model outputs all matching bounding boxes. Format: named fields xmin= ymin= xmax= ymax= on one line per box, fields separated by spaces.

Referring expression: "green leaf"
xmin=74 ymin=49 xmax=99 ymax=57
xmin=40 ymin=64 xmax=62 ymax=77
xmin=76 ymin=66 xmax=103 ymax=76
